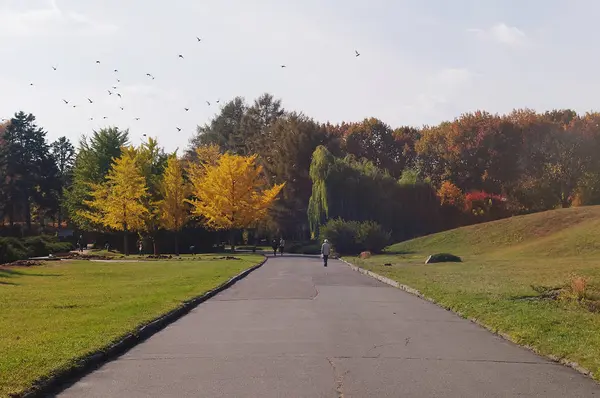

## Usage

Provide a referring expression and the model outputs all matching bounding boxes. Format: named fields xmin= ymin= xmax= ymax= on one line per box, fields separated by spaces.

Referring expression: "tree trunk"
xmin=124 ymin=230 xmax=129 ymax=256
xmin=25 ymin=195 xmax=32 ymax=232
xmin=153 ymin=238 xmax=157 ymax=256
xmin=230 ymin=229 xmax=236 ymax=252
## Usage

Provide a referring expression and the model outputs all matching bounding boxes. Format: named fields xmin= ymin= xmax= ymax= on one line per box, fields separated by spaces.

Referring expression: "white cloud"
xmin=402 ymin=68 xmax=473 ymax=116
xmin=0 ymin=0 xmax=117 ymax=37
xmin=468 ymin=23 xmax=528 ymax=47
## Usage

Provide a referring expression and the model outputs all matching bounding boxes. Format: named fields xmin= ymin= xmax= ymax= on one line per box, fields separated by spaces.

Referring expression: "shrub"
xmin=357 ymin=221 xmax=391 ymax=253
xmin=0 ymin=237 xmax=30 ymax=264
xmin=437 ymin=181 xmax=465 ymax=208
xmin=0 ymin=235 xmax=73 ymax=264
xmin=425 ymin=253 xmax=462 ymax=264
xmin=320 ymin=218 xmax=391 ymax=255
xmin=287 ymin=241 xmax=322 ymax=255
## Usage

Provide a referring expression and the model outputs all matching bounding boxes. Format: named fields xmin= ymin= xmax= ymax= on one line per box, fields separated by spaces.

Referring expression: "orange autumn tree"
xmin=79 ymin=147 xmax=149 ymax=255
xmin=187 ymin=148 xmax=285 ymax=250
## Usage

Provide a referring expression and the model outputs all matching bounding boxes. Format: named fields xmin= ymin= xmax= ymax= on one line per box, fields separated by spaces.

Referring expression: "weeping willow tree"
xmin=307 ymin=145 xmax=441 ymax=240
xmin=308 ymin=146 xmax=335 ymax=238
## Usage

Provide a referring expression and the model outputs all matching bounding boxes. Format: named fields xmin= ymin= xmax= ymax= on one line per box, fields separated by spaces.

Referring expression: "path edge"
xmin=338 ymin=257 xmax=596 ymax=381
xmin=18 ymin=256 xmax=268 ymax=398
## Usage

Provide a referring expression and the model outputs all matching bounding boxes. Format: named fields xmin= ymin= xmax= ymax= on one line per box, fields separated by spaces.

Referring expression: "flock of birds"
xmin=4 ymin=36 xmax=362 ymax=135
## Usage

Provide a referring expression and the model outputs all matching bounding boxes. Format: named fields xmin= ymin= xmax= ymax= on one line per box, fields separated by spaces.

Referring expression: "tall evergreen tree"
xmin=0 ymin=111 xmax=59 ymax=231
xmin=51 ymin=136 xmax=76 ymax=227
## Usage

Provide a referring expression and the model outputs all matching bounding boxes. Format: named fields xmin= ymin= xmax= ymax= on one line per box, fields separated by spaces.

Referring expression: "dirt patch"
xmin=213 ymin=256 xmax=242 ymax=261
xmin=146 ymin=255 xmax=173 ymax=260
xmin=1 ymin=260 xmax=44 ymax=268
xmin=61 ymin=253 xmax=117 ymax=261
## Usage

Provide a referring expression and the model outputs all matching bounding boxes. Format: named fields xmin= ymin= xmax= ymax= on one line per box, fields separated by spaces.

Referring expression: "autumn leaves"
xmin=78 ymin=142 xmax=284 ymax=255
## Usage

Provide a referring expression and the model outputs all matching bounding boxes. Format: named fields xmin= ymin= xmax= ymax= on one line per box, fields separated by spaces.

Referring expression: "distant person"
xmin=190 ymin=245 xmax=196 ymax=256
xmin=78 ymin=235 xmax=84 ymax=253
xmin=138 ymin=240 xmax=143 ymax=255
xmin=321 ymin=239 xmax=331 ymax=267
xmin=104 ymin=242 xmax=110 ymax=251
xmin=271 ymin=239 xmax=278 ymax=256
xmin=279 ymin=238 xmax=285 ymax=256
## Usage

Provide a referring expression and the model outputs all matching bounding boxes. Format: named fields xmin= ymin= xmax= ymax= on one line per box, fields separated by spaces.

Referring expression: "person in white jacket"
xmin=321 ymin=239 xmax=331 ymax=267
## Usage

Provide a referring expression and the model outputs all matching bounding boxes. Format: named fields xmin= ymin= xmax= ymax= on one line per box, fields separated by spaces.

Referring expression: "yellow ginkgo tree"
xmin=187 ymin=148 xmax=285 ymax=250
xmin=79 ymin=147 xmax=149 ymax=255
xmin=157 ymin=152 xmax=190 ymax=255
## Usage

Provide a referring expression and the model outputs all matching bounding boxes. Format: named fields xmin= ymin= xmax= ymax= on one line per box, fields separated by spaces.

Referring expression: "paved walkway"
xmin=58 ymin=256 xmax=600 ymax=397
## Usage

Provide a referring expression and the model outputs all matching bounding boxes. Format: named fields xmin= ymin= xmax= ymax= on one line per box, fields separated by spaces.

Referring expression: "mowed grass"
xmin=349 ymin=206 xmax=600 ymax=379
xmin=0 ymin=255 xmax=263 ymax=397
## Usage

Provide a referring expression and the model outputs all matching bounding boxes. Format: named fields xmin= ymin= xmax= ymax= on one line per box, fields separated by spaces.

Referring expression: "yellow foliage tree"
xmin=187 ymin=151 xmax=285 ymax=249
xmin=158 ymin=153 xmax=190 ymax=255
xmin=79 ymin=147 xmax=149 ymax=255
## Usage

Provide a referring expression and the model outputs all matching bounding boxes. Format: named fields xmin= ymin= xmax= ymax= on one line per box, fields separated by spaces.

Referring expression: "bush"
xmin=357 ymin=221 xmax=391 ymax=254
xmin=287 ymin=241 xmax=322 ymax=255
xmin=320 ymin=219 xmax=391 ymax=255
xmin=0 ymin=235 xmax=73 ymax=264
xmin=0 ymin=237 xmax=30 ymax=264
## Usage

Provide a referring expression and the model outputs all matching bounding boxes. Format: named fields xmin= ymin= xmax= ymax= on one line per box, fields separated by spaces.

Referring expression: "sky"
xmin=2 ymin=0 xmax=600 ymax=152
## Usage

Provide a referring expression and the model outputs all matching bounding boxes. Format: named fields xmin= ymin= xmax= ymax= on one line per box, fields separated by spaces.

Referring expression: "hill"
xmin=387 ymin=206 xmax=600 ymax=258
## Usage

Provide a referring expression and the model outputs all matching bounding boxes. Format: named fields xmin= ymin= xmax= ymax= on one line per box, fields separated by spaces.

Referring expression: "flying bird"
xmin=96 ymin=60 xmax=101 ymax=64
xmin=114 ymin=69 xmax=118 ymax=72
xmin=142 ymin=133 xmax=147 ymax=137
xmin=120 ymin=106 xmax=124 ymax=111
xmin=30 ymin=82 xmax=34 ymax=86
xmin=206 ymin=101 xmax=211 ymax=106
xmin=72 ymin=105 xmax=77 ymax=108
xmin=112 ymin=86 xmax=117 ymax=89
xmin=117 ymin=79 xmax=121 ymax=83
xmin=184 ymin=108 xmax=189 ymax=111
xmin=87 ymin=98 xmax=93 ymax=104
xmin=178 ymin=54 xmax=184 ymax=59
xmin=103 ymin=116 xmax=108 ymax=119
xmin=176 ymin=127 xmax=182 ymax=132
xmin=135 ymin=117 xmax=140 ymax=121
xmin=52 ymin=66 xmax=57 ymax=71
xmin=62 ymin=99 xmax=69 ymax=104
xmin=355 ymin=50 xmax=360 ymax=57
xmin=108 ymin=90 xmax=113 ymax=95
xmin=196 ymin=37 xmax=201 ymax=42
xmin=117 ymin=93 xmax=122 ymax=98
xmin=89 ymin=117 xmax=94 ymax=121
xmin=281 ymin=65 xmax=286 ymax=68
xmin=146 ymin=73 xmax=155 ymax=80
xmin=216 ymin=99 xmax=220 ymax=103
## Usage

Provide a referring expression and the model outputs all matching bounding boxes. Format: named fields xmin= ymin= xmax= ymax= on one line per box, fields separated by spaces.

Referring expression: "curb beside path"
xmin=20 ymin=256 xmax=268 ymax=398
xmin=338 ymin=257 xmax=596 ymax=382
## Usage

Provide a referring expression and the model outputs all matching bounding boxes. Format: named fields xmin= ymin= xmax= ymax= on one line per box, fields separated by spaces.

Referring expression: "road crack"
xmin=326 ymin=357 xmax=348 ymax=398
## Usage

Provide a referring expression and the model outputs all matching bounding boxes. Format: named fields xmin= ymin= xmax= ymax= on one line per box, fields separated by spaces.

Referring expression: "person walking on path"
xmin=271 ymin=238 xmax=278 ymax=256
xmin=321 ymin=239 xmax=331 ymax=267
xmin=279 ymin=238 xmax=285 ymax=256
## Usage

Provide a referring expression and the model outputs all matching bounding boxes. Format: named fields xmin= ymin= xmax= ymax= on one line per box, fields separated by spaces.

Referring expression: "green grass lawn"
xmin=0 ymin=255 xmax=263 ymax=397
xmin=347 ymin=206 xmax=600 ymax=379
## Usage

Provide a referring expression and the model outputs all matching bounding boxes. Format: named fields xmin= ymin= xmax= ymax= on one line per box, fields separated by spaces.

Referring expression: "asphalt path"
xmin=57 ymin=255 xmax=600 ymax=397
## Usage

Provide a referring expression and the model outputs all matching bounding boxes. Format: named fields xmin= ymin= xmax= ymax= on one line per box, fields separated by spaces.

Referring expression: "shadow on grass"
xmin=0 ymin=268 xmax=62 ymax=278
xmin=0 ymin=280 xmax=18 ymax=285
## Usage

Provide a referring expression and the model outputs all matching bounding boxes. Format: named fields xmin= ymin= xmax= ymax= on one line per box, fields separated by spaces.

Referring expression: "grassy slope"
xmin=350 ymin=206 xmax=600 ymax=378
xmin=0 ymin=255 xmax=263 ymax=397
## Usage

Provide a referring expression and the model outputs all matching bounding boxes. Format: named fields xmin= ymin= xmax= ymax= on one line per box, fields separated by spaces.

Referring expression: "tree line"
xmin=2 ymin=95 xmax=600 ymax=252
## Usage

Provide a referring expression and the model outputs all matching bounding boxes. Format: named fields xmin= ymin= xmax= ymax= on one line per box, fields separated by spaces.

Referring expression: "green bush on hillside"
xmin=320 ymin=218 xmax=391 ymax=255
